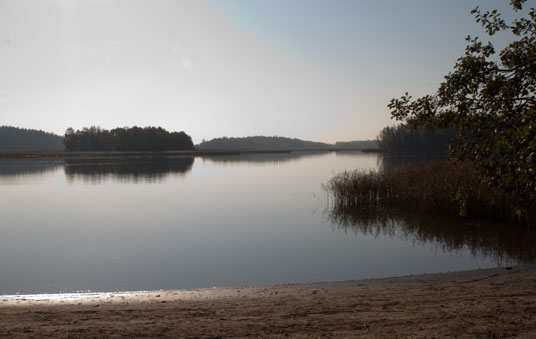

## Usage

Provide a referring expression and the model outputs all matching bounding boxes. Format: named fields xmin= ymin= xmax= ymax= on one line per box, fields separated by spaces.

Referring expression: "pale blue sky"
xmin=0 ymin=0 xmax=520 ymax=143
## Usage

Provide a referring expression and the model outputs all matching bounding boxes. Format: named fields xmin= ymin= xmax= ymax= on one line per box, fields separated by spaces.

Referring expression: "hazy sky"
xmin=0 ymin=0 xmax=517 ymax=143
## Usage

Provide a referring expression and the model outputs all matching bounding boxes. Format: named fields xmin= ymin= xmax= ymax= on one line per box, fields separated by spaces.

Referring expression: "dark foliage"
xmin=63 ymin=126 xmax=194 ymax=152
xmin=388 ymin=1 xmax=535 ymax=219
xmin=0 ymin=126 xmax=63 ymax=150
xmin=196 ymin=136 xmax=332 ymax=150
xmin=377 ymin=124 xmax=457 ymax=155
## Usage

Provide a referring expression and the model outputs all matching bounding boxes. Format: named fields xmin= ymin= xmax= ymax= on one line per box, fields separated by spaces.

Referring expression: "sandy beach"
xmin=1 ymin=265 xmax=535 ymax=338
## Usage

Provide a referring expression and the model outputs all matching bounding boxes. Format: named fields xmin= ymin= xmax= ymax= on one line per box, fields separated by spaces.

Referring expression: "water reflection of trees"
xmin=201 ymin=151 xmax=332 ymax=166
xmin=64 ymin=157 xmax=194 ymax=184
xmin=0 ymin=160 xmax=64 ymax=184
xmin=329 ymin=206 xmax=536 ymax=264
xmin=379 ymin=153 xmax=446 ymax=170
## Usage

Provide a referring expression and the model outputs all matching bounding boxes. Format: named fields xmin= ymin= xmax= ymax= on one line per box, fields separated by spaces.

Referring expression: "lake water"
xmin=1 ymin=152 xmax=534 ymax=295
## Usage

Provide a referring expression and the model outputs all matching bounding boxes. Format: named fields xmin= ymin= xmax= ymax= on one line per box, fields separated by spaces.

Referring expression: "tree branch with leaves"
xmin=388 ymin=0 xmax=535 ymax=222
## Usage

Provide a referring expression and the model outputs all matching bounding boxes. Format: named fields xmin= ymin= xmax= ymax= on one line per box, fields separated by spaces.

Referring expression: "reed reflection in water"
xmin=328 ymin=206 xmax=536 ymax=265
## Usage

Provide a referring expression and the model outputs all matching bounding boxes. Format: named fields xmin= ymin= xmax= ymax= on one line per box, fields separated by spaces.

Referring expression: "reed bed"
xmin=325 ymin=160 xmax=535 ymax=227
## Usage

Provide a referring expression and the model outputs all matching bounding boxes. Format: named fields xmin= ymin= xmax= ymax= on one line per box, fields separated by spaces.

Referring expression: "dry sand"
xmin=1 ymin=265 xmax=535 ymax=338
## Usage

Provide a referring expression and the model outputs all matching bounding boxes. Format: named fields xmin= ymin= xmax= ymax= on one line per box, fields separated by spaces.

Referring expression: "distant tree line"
xmin=197 ymin=136 xmax=378 ymax=150
xmin=377 ymin=124 xmax=458 ymax=155
xmin=196 ymin=136 xmax=333 ymax=150
xmin=0 ymin=126 xmax=64 ymax=150
xmin=63 ymin=126 xmax=194 ymax=152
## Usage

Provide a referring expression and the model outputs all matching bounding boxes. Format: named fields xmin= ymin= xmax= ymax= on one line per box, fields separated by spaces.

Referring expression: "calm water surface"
xmin=0 ymin=152 xmax=534 ymax=294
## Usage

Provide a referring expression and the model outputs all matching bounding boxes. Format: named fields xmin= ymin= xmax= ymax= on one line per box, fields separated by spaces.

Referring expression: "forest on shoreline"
xmin=196 ymin=136 xmax=378 ymax=150
xmin=63 ymin=126 xmax=194 ymax=152
xmin=0 ymin=125 xmax=378 ymax=152
xmin=0 ymin=126 xmax=64 ymax=150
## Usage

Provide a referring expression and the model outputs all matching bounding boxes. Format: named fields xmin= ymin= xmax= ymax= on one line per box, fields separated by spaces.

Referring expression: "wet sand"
xmin=1 ymin=265 xmax=535 ymax=338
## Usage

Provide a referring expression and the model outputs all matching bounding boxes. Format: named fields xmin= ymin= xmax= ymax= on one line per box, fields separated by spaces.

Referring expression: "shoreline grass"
xmin=325 ymin=160 xmax=535 ymax=227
